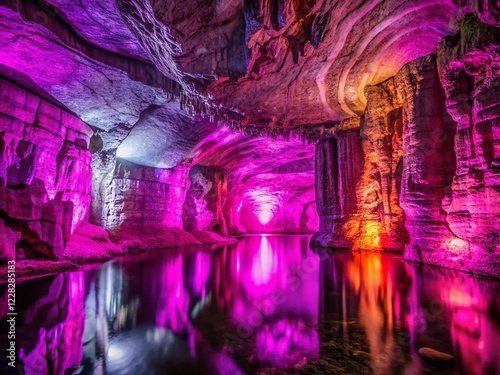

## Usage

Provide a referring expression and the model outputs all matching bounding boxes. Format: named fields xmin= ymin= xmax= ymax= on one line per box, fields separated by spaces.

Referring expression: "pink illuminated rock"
xmin=183 ymin=166 xmax=229 ymax=235
xmin=96 ymin=160 xmax=201 ymax=250
xmin=0 ymin=78 xmax=92 ymax=260
xmin=102 ymin=160 xmax=191 ymax=231
xmin=207 ymin=0 xmax=459 ymax=126
xmin=397 ymin=55 xmax=459 ymax=267
xmin=223 ymin=189 xmax=247 ymax=236
xmin=189 ymin=230 xmax=238 ymax=244
xmin=436 ymin=17 xmax=500 ymax=277
xmin=64 ymin=222 xmax=125 ymax=263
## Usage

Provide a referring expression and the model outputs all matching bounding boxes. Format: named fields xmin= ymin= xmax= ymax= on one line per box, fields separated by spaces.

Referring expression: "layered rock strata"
xmin=311 ymin=130 xmax=363 ymax=247
xmin=397 ymin=55 xmax=459 ymax=266
xmin=104 ymin=160 xmax=200 ymax=250
xmin=0 ymin=78 xmax=92 ymax=260
xmin=313 ymin=48 xmax=499 ymax=277
xmin=436 ymin=15 xmax=500 ymax=276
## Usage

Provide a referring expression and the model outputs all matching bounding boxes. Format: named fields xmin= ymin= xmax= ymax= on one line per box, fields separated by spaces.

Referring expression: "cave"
xmin=0 ymin=0 xmax=499 ymax=374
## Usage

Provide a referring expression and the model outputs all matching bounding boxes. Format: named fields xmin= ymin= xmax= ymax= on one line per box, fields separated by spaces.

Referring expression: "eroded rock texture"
xmin=103 ymin=160 xmax=201 ymax=250
xmin=311 ymin=131 xmax=363 ymax=247
xmin=183 ymin=166 xmax=229 ymax=235
xmin=436 ymin=16 xmax=500 ymax=276
xmin=312 ymin=83 xmax=408 ymax=251
xmin=397 ymin=55 xmax=459 ymax=267
xmin=344 ymin=80 xmax=409 ymax=251
xmin=0 ymin=79 xmax=92 ymax=260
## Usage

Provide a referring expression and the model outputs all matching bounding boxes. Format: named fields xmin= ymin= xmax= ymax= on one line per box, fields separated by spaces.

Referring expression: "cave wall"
xmin=312 ymin=87 xmax=408 ymax=251
xmin=310 ymin=130 xmax=363 ymax=247
xmin=345 ymin=81 xmax=409 ymax=251
xmin=312 ymin=19 xmax=500 ymax=277
xmin=397 ymin=55 xmax=459 ymax=266
xmin=100 ymin=160 xmax=204 ymax=249
xmin=183 ymin=166 xmax=229 ymax=235
xmin=437 ymin=16 xmax=500 ymax=276
xmin=0 ymin=78 xmax=92 ymax=261
xmin=105 ymin=161 xmax=189 ymax=231
xmin=223 ymin=187 xmax=246 ymax=236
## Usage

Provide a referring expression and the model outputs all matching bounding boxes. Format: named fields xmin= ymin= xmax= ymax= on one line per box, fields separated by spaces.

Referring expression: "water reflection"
xmin=1 ymin=235 xmax=499 ymax=374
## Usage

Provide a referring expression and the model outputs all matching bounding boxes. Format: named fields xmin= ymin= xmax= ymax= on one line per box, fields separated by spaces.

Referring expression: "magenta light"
xmin=257 ymin=204 xmax=274 ymax=224
xmin=244 ymin=188 xmax=283 ymax=226
xmin=256 ymin=320 xmax=319 ymax=368
xmin=251 ymin=236 xmax=277 ymax=285
xmin=155 ymin=256 xmax=190 ymax=333
xmin=193 ymin=252 xmax=211 ymax=298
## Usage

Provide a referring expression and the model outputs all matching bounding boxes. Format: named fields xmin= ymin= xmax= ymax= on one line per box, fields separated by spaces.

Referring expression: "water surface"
xmin=1 ymin=235 xmax=500 ymax=374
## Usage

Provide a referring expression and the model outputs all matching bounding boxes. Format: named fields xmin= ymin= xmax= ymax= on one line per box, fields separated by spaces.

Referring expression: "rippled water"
xmin=1 ymin=235 xmax=500 ymax=375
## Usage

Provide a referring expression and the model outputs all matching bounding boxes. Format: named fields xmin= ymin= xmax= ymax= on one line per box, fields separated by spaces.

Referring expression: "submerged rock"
xmin=418 ymin=347 xmax=455 ymax=367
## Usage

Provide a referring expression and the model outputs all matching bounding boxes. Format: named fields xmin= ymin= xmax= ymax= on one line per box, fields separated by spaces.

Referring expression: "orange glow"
xmin=358 ymin=221 xmax=384 ymax=250
xmin=346 ymin=252 xmax=397 ymax=374
xmin=344 ymin=218 xmax=384 ymax=251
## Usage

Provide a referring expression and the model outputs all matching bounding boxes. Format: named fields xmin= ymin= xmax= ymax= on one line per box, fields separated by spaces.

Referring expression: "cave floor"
xmin=2 ymin=235 xmax=499 ymax=374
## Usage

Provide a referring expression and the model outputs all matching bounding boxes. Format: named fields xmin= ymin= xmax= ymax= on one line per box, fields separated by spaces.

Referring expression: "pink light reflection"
xmin=221 ymin=236 xmax=320 ymax=369
xmin=255 ymin=320 xmax=319 ymax=369
xmin=193 ymin=252 xmax=211 ymax=299
xmin=155 ymin=255 xmax=190 ymax=334
xmin=251 ymin=236 xmax=278 ymax=285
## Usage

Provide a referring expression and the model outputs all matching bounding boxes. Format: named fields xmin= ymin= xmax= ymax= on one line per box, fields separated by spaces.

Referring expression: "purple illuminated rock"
xmin=0 ymin=78 xmax=92 ymax=260
xmin=435 ymin=17 xmax=500 ymax=277
xmin=183 ymin=166 xmax=229 ymax=235
xmin=397 ymin=55 xmax=459 ymax=266
xmin=0 ymin=7 xmax=168 ymax=131
xmin=45 ymin=0 xmax=148 ymax=59
xmin=64 ymin=222 xmax=125 ymax=263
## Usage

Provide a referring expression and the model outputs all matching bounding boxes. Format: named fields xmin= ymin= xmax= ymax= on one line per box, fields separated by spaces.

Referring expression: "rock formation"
xmin=0 ymin=78 xmax=92 ymax=260
xmin=397 ymin=55 xmax=459 ymax=270
xmin=0 ymin=0 xmax=499 ymax=278
xmin=183 ymin=166 xmax=229 ymax=235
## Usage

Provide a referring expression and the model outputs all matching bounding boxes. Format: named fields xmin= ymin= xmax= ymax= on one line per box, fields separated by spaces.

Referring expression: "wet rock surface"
xmin=418 ymin=347 xmax=455 ymax=366
xmin=0 ymin=78 xmax=92 ymax=260
xmin=0 ymin=0 xmax=499 ymax=279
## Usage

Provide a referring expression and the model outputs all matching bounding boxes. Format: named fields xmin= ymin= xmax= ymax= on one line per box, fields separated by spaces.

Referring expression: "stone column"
xmin=344 ymin=79 xmax=409 ymax=251
xmin=311 ymin=129 xmax=363 ymax=248
xmin=396 ymin=55 xmax=458 ymax=265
